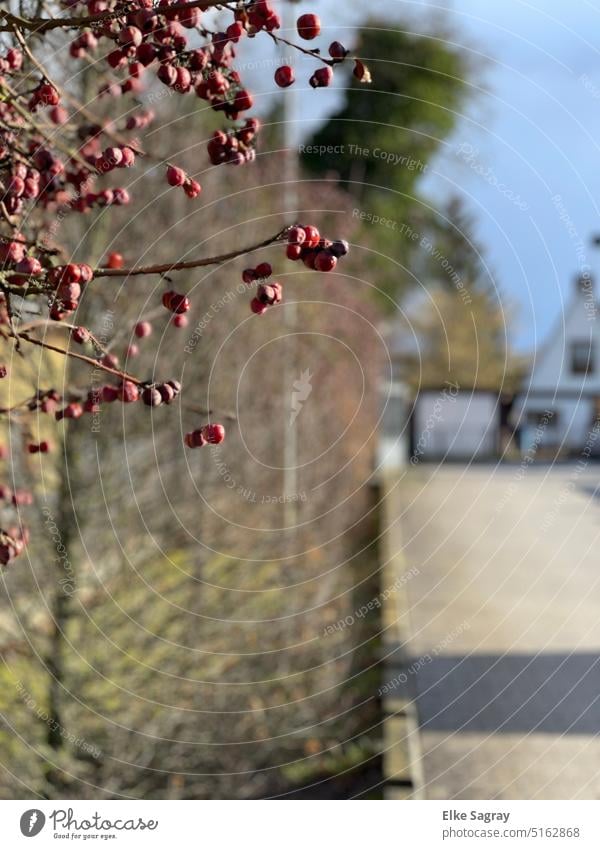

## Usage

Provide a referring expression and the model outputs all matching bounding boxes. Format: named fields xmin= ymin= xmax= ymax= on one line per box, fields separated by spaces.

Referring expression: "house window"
xmin=527 ymin=410 xmax=556 ymax=427
xmin=571 ymin=341 xmax=595 ymax=375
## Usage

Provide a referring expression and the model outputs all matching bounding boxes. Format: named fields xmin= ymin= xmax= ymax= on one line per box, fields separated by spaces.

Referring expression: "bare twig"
xmin=14 ymin=330 xmax=145 ymax=385
xmin=0 ymin=1 xmax=225 ymax=34
xmin=93 ymin=227 xmax=290 ymax=278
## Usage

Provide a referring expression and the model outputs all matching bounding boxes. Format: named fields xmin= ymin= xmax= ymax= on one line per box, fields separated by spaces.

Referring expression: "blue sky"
xmin=245 ymin=1 xmax=600 ymax=351
xmin=414 ymin=0 xmax=600 ymax=352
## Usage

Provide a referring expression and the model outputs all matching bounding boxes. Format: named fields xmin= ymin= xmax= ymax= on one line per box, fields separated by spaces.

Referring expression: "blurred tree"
xmin=394 ymin=197 xmax=525 ymax=392
xmin=303 ymin=21 xmax=472 ymax=304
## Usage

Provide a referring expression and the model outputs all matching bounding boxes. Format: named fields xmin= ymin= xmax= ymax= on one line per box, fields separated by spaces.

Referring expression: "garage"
xmin=410 ymin=389 xmax=500 ymax=462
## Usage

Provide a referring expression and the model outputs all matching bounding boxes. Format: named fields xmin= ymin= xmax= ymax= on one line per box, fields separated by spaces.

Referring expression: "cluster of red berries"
xmin=11 ymin=490 xmax=34 ymax=507
xmin=273 ymin=18 xmax=350 ymax=91
xmin=94 ymin=145 xmax=136 ymax=173
xmin=27 ymin=441 xmax=51 ymax=454
xmin=64 ymin=0 xmax=286 ymax=166
xmin=241 ymin=262 xmax=282 ymax=315
xmin=0 ymin=528 xmax=27 ymax=566
xmin=207 ymin=120 xmax=260 ymax=167
xmin=0 ymin=47 xmax=22 ymax=74
xmin=285 ymin=225 xmax=349 ymax=272
xmin=1 ymin=163 xmax=43 ymax=214
xmin=251 ymin=282 xmax=282 ymax=315
xmin=166 ymin=165 xmax=201 ymax=199
xmin=0 ymin=1 xmax=357 ymax=567
xmin=242 ymin=261 xmax=272 ymax=283
xmin=47 ymin=263 xmax=94 ymax=320
xmin=54 ymin=379 xmax=182 ymax=418
xmin=184 ymin=423 xmax=226 ymax=449
xmin=28 ymin=81 xmax=60 ymax=112
xmin=140 ymin=380 xmax=182 ymax=407
xmin=240 ymin=0 xmax=281 ymax=32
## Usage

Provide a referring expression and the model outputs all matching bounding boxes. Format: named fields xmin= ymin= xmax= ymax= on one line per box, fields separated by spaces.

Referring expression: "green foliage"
xmin=303 ymin=21 xmax=472 ymax=306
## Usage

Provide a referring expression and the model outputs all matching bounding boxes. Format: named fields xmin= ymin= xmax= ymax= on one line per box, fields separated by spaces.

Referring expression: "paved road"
xmin=386 ymin=463 xmax=600 ymax=799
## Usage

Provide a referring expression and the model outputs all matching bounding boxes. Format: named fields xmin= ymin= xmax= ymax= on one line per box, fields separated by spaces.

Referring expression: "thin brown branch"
xmin=0 ymin=1 xmax=224 ymax=34
xmin=15 ymin=330 xmax=145 ymax=385
xmin=93 ymin=227 xmax=290 ymax=278
xmin=185 ymin=403 xmax=237 ymax=422
xmin=17 ymin=318 xmax=112 ymax=358
xmin=266 ymin=31 xmax=335 ymax=67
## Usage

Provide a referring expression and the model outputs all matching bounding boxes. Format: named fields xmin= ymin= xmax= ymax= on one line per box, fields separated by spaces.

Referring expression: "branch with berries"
xmin=0 ymin=0 xmax=367 ymax=567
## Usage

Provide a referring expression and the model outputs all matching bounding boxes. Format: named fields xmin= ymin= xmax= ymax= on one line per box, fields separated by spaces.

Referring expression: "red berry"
xmin=61 ymin=263 xmax=81 ymax=284
xmin=155 ymin=383 xmax=173 ymax=404
xmin=107 ymin=252 xmax=124 ymax=269
xmin=275 ymin=65 xmax=295 ymax=88
xmin=286 ymin=244 xmax=302 ymax=261
xmin=314 ymin=251 xmax=337 ymax=272
xmin=125 ymin=343 xmax=139 ymax=358
xmin=183 ymin=179 xmax=201 ymax=199
xmin=250 ymin=297 xmax=267 ymax=315
xmin=157 ymin=63 xmax=177 ymax=87
xmin=233 ymin=89 xmax=253 ymax=112
xmin=173 ymin=314 xmax=188 ymax=328
xmin=142 ymin=387 xmax=163 ymax=407
xmin=226 ymin=21 xmax=245 ymax=43
xmin=184 ymin=429 xmax=206 ymax=449
xmin=167 ymin=165 xmax=186 ymax=186
xmin=134 ymin=321 xmax=152 ymax=338
xmin=310 ymin=67 xmax=334 ymax=88
xmin=118 ymin=381 xmax=139 ymax=403
xmin=58 ymin=402 xmax=83 ymax=420
xmin=329 ymin=41 xmax=348 ymax=61
xmin=119 ymin=147 xmax=135 ymax=168
xmin=72 ymin=326 xmax=90 ymax=344
xmin=136 ymin=42 xmax=157 ymax=66
xmin=297 ymin=13 xmax=321 ymax=40
xmin=255 ymin=262 xmax=272 ymax=279
xmin=170 ymin=293 xmax=190 ymax=314
xmin=242 ymin=268 xmax=257 ymax=284
xmin=102 ymin=352 xmax=119 ymax=369
xmin=38 ymin=83 xmax=60 ymax=106
xmin=15 ymin=257 xmax=42 ymax=276
xmin=118 ymin=26 xmax=143 ymax=48
xmin=303 ymin=225 xmax=320 ymax=248
xmin=302 ymin=249 xmax=318 ymax=269
xmin=175 ymin=67 xmax=192 ymax=92
xmin=78 ymin=263 xmax=94 ymax=283
xmin=288 ymin=225 xmax=306 ymax=246
xmin=201 ymin=423 xmax=225 ymax=445
xmin=49 ymin=105 xmax=68 ymax=125
xmin=107 ymin=49 xmax=126 ymax=69
xmin=257 ymin=281 xmax=282 ymax=305
xmin=330 ymin=239 xmax=349 ymax=258
xmin=102 ymin=385 xmax=119 ymax=403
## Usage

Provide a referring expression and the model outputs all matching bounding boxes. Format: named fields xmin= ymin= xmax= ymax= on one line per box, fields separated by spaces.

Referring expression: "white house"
xmin=511 ymin=273 xmax=600 ymax=457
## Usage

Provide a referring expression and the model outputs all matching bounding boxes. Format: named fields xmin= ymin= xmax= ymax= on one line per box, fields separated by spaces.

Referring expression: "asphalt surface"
xmin=386 ymin=463 xmax=600 ymax=799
